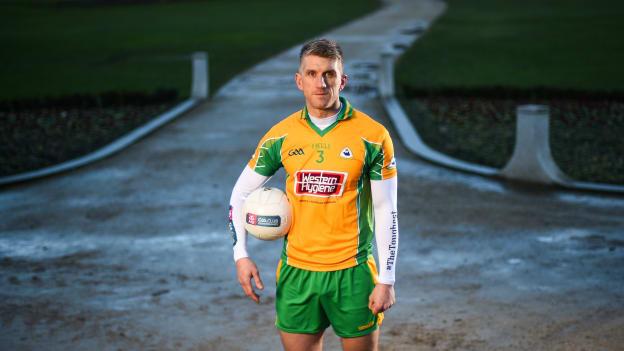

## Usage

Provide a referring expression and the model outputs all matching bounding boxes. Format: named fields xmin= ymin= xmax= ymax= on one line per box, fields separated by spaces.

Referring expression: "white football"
xmin=243 ymin=187 xmax=292 ymax=240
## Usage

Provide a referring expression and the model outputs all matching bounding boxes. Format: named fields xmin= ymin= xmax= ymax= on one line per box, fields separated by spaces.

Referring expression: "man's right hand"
xmin=235 ymin=257 xmax=264 ymax=303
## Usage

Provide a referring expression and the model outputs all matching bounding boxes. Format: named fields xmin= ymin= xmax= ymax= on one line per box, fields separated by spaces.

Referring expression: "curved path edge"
xmin=1 ymin=52 xmax=209 ymax=187
xmin=379 ymin=57 xmax=624 ymax=194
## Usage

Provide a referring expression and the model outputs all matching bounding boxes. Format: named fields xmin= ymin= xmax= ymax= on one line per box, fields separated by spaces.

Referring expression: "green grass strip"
xmin=395 ymin=0 xmax=624 ymax=185
xmin=396 ymin=0 xmax=624 ymax=92
xmin=0 ymin=0 xmax=379 ymax=100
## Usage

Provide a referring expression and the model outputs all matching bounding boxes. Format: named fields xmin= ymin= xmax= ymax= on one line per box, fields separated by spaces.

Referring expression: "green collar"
xmin=301 ymin=97 xmax=354 ymax=137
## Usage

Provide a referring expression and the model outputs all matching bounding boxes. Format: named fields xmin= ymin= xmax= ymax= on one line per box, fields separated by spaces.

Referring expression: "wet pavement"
xmin=1 ymin=0 xmax=623 ymax=350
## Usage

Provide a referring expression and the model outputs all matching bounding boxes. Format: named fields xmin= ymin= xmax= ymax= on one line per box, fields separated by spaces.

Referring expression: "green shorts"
xmin=275 ymin=257 xmax=384 ymax=338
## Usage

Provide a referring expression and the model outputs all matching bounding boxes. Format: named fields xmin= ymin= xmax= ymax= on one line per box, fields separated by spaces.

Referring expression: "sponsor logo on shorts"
xmin=357 ymin=320 xmax=375 ymax=331
xmin=246 ymin=213 xmax=281 ymax=227
xmin=294 ymin=170 xmax=347 ymax=197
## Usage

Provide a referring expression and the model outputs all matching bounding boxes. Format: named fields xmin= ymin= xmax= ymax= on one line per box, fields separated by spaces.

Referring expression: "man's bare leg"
xmin=340 ymin=329 xmax=379 ymax=351
xmin=280 ymin=330 xmax=325 ymax=351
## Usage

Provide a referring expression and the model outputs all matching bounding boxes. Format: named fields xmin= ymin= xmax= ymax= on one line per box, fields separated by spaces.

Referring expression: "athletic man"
xmin=229 ymin=38 xmax=399 ymax=351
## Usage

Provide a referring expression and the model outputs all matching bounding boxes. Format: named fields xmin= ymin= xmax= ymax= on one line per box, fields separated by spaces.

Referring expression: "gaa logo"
xmin=288 ymin=148 xmax=305 ymax=156
xmin=294 ymin=170 xmax=347 ymax=197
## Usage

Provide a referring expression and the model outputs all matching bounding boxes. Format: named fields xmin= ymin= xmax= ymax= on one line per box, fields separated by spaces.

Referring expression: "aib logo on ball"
xmin=246 ymin=213 xmax=257 ymax=225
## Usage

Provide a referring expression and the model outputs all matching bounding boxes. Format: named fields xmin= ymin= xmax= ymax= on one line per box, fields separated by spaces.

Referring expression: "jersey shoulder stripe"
xmin=248 ymin=112 xmax=300 ymax=176
xmin=350 ymin=111 xmax=397 ymax=180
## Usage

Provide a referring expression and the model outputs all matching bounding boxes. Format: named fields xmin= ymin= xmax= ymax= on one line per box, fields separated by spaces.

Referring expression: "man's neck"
xmin=307 ymin=99 xmax=341 ymax=118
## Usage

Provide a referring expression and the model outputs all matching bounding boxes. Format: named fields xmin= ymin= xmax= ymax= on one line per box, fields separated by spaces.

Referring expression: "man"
xmin=229 ymin=38 xmax=399 ymax=351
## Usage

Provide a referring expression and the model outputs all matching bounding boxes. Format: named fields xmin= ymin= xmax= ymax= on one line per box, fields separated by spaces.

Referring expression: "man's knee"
xmin=279 ymin=330 xmax=324 ymax=351
xmin=340 ymin=329 xmax=379 ymax=351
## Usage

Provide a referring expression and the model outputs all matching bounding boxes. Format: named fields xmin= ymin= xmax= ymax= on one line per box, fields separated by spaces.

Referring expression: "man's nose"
xmin=316 ymin=75 xmax=327 ymax=88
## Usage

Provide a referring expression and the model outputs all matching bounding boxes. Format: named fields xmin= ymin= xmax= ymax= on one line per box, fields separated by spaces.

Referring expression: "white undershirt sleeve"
xmin=371 ymin=176 xmax=399 ymax=285
xmin=229 ymin=165 xmax=270 ymax=262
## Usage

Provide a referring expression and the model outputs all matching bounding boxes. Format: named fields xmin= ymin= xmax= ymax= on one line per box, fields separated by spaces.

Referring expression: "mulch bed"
xmin=399 ymin=88 xmax=624 ymax=185
xmin=0 ymin=90 xmax=179 ymax=178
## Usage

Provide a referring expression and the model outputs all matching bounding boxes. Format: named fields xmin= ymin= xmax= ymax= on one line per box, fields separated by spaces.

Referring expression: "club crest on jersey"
xmin=340 ymin=147 xmax=353 ymax=159
xmin=386 ymin=157 xmax=397 ymax=170
xmin=294 ymin=170 xmax=347 ymax=197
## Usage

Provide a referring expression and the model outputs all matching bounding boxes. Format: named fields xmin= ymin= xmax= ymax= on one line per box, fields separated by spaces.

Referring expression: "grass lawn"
xmin=395 ymin=0 xmax=624 ymax=184
xmin=0 ymin=0 xmax=380 ymax=178
xmin=0 ymin=0 xmax=379 ymax=100
xmin=396 ymin=0 xmax=624 ymax=92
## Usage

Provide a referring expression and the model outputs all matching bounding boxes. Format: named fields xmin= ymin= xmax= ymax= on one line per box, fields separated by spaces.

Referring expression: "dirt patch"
xmin=384 ymin=322 xmax=485 ymax=351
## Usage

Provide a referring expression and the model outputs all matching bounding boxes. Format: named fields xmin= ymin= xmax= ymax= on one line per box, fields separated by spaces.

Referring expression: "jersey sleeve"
xmin=247 ymin=128 xmax=287 ymax=177
xmin=229 ymin=165 xmax=271 ymax=261
xmin=365 ymin=129 xmax=397 ymax=180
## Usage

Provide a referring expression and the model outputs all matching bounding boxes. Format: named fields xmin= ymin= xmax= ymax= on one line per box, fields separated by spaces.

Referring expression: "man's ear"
xmin=295 ymin=72 xmax=304 ymax=91
xmin=339 ymin=74 xmax=348 ymax=91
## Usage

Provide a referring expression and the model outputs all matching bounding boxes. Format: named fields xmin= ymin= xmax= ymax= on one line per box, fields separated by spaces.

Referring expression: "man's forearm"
xmin=371 ymin=177 xmax=399 ymax=285
xmin=229 ymin=165 xmax=270 ymax=261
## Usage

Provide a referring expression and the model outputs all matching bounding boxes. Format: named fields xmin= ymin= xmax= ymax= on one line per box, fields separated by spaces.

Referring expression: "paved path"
xmin=2 ymin=1 xmax=623 ymax=350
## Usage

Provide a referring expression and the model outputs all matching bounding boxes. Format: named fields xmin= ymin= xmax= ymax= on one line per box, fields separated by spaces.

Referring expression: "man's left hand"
xmin=368 ymin=283 xmax=395 ymax=314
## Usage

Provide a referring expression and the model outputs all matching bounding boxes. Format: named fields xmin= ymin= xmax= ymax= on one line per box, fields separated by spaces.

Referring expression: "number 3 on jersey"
xmin=315 ymin=150 xmax=325 ymax=163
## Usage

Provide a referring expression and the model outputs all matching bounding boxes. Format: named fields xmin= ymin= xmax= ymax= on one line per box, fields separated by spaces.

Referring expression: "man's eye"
xmin=307 ymin=71 xmax=316 ymax=77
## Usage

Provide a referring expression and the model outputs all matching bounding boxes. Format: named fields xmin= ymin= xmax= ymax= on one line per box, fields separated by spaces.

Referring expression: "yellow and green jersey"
xmin=248 ymin=97 xmax=397 ymax=271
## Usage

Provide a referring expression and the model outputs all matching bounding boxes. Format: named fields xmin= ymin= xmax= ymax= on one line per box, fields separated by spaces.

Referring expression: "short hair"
xmin=299 ymin=38 xmax=344 ymax=67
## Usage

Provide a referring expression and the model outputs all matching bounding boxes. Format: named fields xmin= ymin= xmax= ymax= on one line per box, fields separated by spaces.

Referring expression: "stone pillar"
xmin=501 ymin=104 xmax=567 ymax=184
xmin=379 ymin=50 xmax=395 ymax=98
xmin=191 ymin=52 xmax=208 ymax=99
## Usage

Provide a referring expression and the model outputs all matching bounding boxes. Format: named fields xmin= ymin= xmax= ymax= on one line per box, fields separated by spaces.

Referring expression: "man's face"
xmin=295 ymin=55 xmax=347 ymax=112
